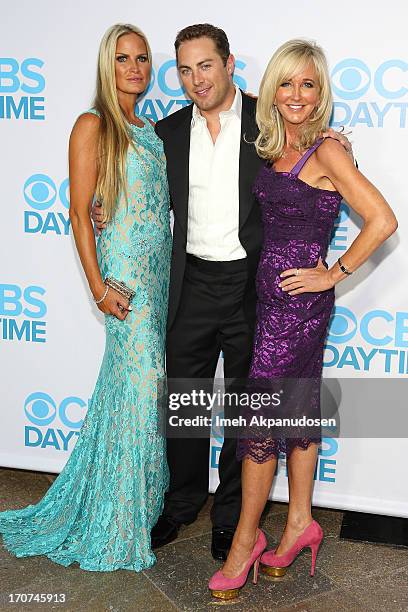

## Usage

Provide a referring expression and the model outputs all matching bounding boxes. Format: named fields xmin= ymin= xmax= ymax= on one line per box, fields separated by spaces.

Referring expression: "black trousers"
xmin=164 ymin=255 xmax=256 ymax=529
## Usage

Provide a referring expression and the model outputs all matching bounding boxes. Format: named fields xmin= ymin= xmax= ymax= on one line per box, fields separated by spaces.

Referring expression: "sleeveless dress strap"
xmin=291 ymin=137 xmax=324 ymax=176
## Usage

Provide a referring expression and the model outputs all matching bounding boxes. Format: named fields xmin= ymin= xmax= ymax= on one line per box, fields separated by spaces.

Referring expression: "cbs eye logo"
xmin=24 ymin=392 xmax=56 ymax=426
xmin=23 ymin=174 xmax=69 ymax=210
xmin=327 ymin=306 xmax=358 ymax=344
xmin=23 ymin=174 xmax=71 ymax=235
xmin=24 ymin=392 xmax=86 ymax=429
xmin=331 ymin=58 xmax=408 ymax=100
xmin=327 ymin=306 xmax=407 ymax=348
xmin=331 ymin=59 xmax=371 ymax=100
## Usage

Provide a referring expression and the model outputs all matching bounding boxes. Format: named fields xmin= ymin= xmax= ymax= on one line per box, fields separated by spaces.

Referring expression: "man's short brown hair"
xmin=175 ymin=24 xmax=230 ymax=65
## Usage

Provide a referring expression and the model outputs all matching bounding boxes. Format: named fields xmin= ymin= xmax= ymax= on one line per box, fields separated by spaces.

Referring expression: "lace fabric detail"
xmin=0 ymin=116 xmax=172 ymax=571
xmin=238 ymin=437 xmax=321 ymax=463
xmin=238 ymin=141 xmax=342 ymax=463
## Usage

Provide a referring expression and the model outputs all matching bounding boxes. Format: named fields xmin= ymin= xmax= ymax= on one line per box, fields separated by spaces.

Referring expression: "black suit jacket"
xmin=156 ymin=92 xmax=263 ymax=331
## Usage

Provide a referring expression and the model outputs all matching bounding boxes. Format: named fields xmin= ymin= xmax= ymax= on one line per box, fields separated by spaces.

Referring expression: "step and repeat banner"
xmin=1 ymin=1 xmax=407 ymax=517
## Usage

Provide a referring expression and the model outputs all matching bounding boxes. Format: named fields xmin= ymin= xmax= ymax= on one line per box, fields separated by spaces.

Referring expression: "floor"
xmin=0 ymin=468 xmax=407 ymax=612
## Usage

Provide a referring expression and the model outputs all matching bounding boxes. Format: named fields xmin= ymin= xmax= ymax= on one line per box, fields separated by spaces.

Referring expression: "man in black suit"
xmin=151 ymin=24 xmax=263 ymax=560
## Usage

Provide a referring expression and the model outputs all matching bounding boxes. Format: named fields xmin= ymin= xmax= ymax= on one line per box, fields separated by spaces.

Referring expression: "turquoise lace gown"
xmin=0 ymin=113 xmax=172 ymax=571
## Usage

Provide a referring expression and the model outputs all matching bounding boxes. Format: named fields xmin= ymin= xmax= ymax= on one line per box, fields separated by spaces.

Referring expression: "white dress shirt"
xmin=187 ymin=86 xmax=246 ymax=261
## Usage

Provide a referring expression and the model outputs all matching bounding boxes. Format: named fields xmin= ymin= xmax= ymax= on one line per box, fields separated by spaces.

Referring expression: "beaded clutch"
xmin=104 ymin=277 xmax=136 ymax=303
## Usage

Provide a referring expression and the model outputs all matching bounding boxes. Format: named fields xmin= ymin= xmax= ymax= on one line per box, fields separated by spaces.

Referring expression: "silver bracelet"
xmin=94 ymin=285 xmax=109 ymax=304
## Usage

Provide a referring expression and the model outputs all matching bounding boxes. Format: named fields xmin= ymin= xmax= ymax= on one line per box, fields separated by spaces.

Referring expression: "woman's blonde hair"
xmin=93 ymin=23 xmax=152 ymax=222
xmin=255 ymin=39 xmax=332 ymax=161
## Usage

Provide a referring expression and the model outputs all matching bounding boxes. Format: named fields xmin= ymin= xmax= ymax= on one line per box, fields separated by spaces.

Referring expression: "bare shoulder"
xmin=316 ymin=137 xmax=352 ymax=169
xmin=72 ymin=111 xmax=100 ymax=134
xmin=70 ymin=112 xmax=100 ymax=150
xmin=317 ymin=136 xmax=347 ymax=156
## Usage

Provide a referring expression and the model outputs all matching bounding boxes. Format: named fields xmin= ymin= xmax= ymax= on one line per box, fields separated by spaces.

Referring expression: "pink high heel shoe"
xmin=261 ymin=520 xmax=323 ymax=577
xmin=208 ymin=529 xmax=267 ymax=600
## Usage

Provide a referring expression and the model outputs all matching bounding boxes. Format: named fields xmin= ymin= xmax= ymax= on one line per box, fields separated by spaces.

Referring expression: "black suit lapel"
xmin=239 ymin=93 xmax=261 ymax=231
xmin=165 ymin=95 xmax=259 ymax=240
xmin=167 ymin=106 xmax=192 ymax=239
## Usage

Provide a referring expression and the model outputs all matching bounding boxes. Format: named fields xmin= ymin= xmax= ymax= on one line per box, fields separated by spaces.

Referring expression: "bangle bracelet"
xmin=337 ymin=257 xmax=352 ymax=275
xmin=94 ymin=285 xmax=109 ymax=304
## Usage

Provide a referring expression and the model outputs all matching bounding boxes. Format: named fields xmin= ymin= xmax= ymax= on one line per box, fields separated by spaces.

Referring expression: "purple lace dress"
xmin=237 ymin=138 xmax=342 ymax=462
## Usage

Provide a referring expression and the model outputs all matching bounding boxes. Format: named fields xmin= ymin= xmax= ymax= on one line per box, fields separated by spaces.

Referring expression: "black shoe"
xmin=211 ymin=528 xmax=235 ymax=561
xmin=151 ymin=516 xmax=180 ymax=549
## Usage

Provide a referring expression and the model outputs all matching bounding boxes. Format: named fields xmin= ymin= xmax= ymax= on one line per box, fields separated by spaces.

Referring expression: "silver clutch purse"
xmin=104 ymin=277 xmax=136 ymax=303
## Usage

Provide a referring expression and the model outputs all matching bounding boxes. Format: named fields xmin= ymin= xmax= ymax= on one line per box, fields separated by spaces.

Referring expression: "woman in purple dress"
xmin=209 ymin=39 xmax=397 ymax=599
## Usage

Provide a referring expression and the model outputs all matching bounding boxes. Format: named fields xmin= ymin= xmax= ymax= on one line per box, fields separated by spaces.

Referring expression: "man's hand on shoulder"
xmin=321 ymin=127 xmax=354 ymax=161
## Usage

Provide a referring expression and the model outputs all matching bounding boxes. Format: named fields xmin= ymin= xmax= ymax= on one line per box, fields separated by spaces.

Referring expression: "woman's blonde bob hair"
xmin=255 ymin=39 xmax=332 ymax=162
xmin=93 ymin=24 xmax=152 ymax=222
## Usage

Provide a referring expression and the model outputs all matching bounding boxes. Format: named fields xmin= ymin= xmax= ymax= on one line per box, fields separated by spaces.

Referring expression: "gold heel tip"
xmin=210 ymin=588 xmax=240 ymax=600
xmin=260 ymin=564 xmax=288 ymax=578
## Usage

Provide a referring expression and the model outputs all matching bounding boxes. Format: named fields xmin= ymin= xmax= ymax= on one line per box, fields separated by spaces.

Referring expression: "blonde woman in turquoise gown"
xmin=0 ymin=24 xmax=171 ymax=571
